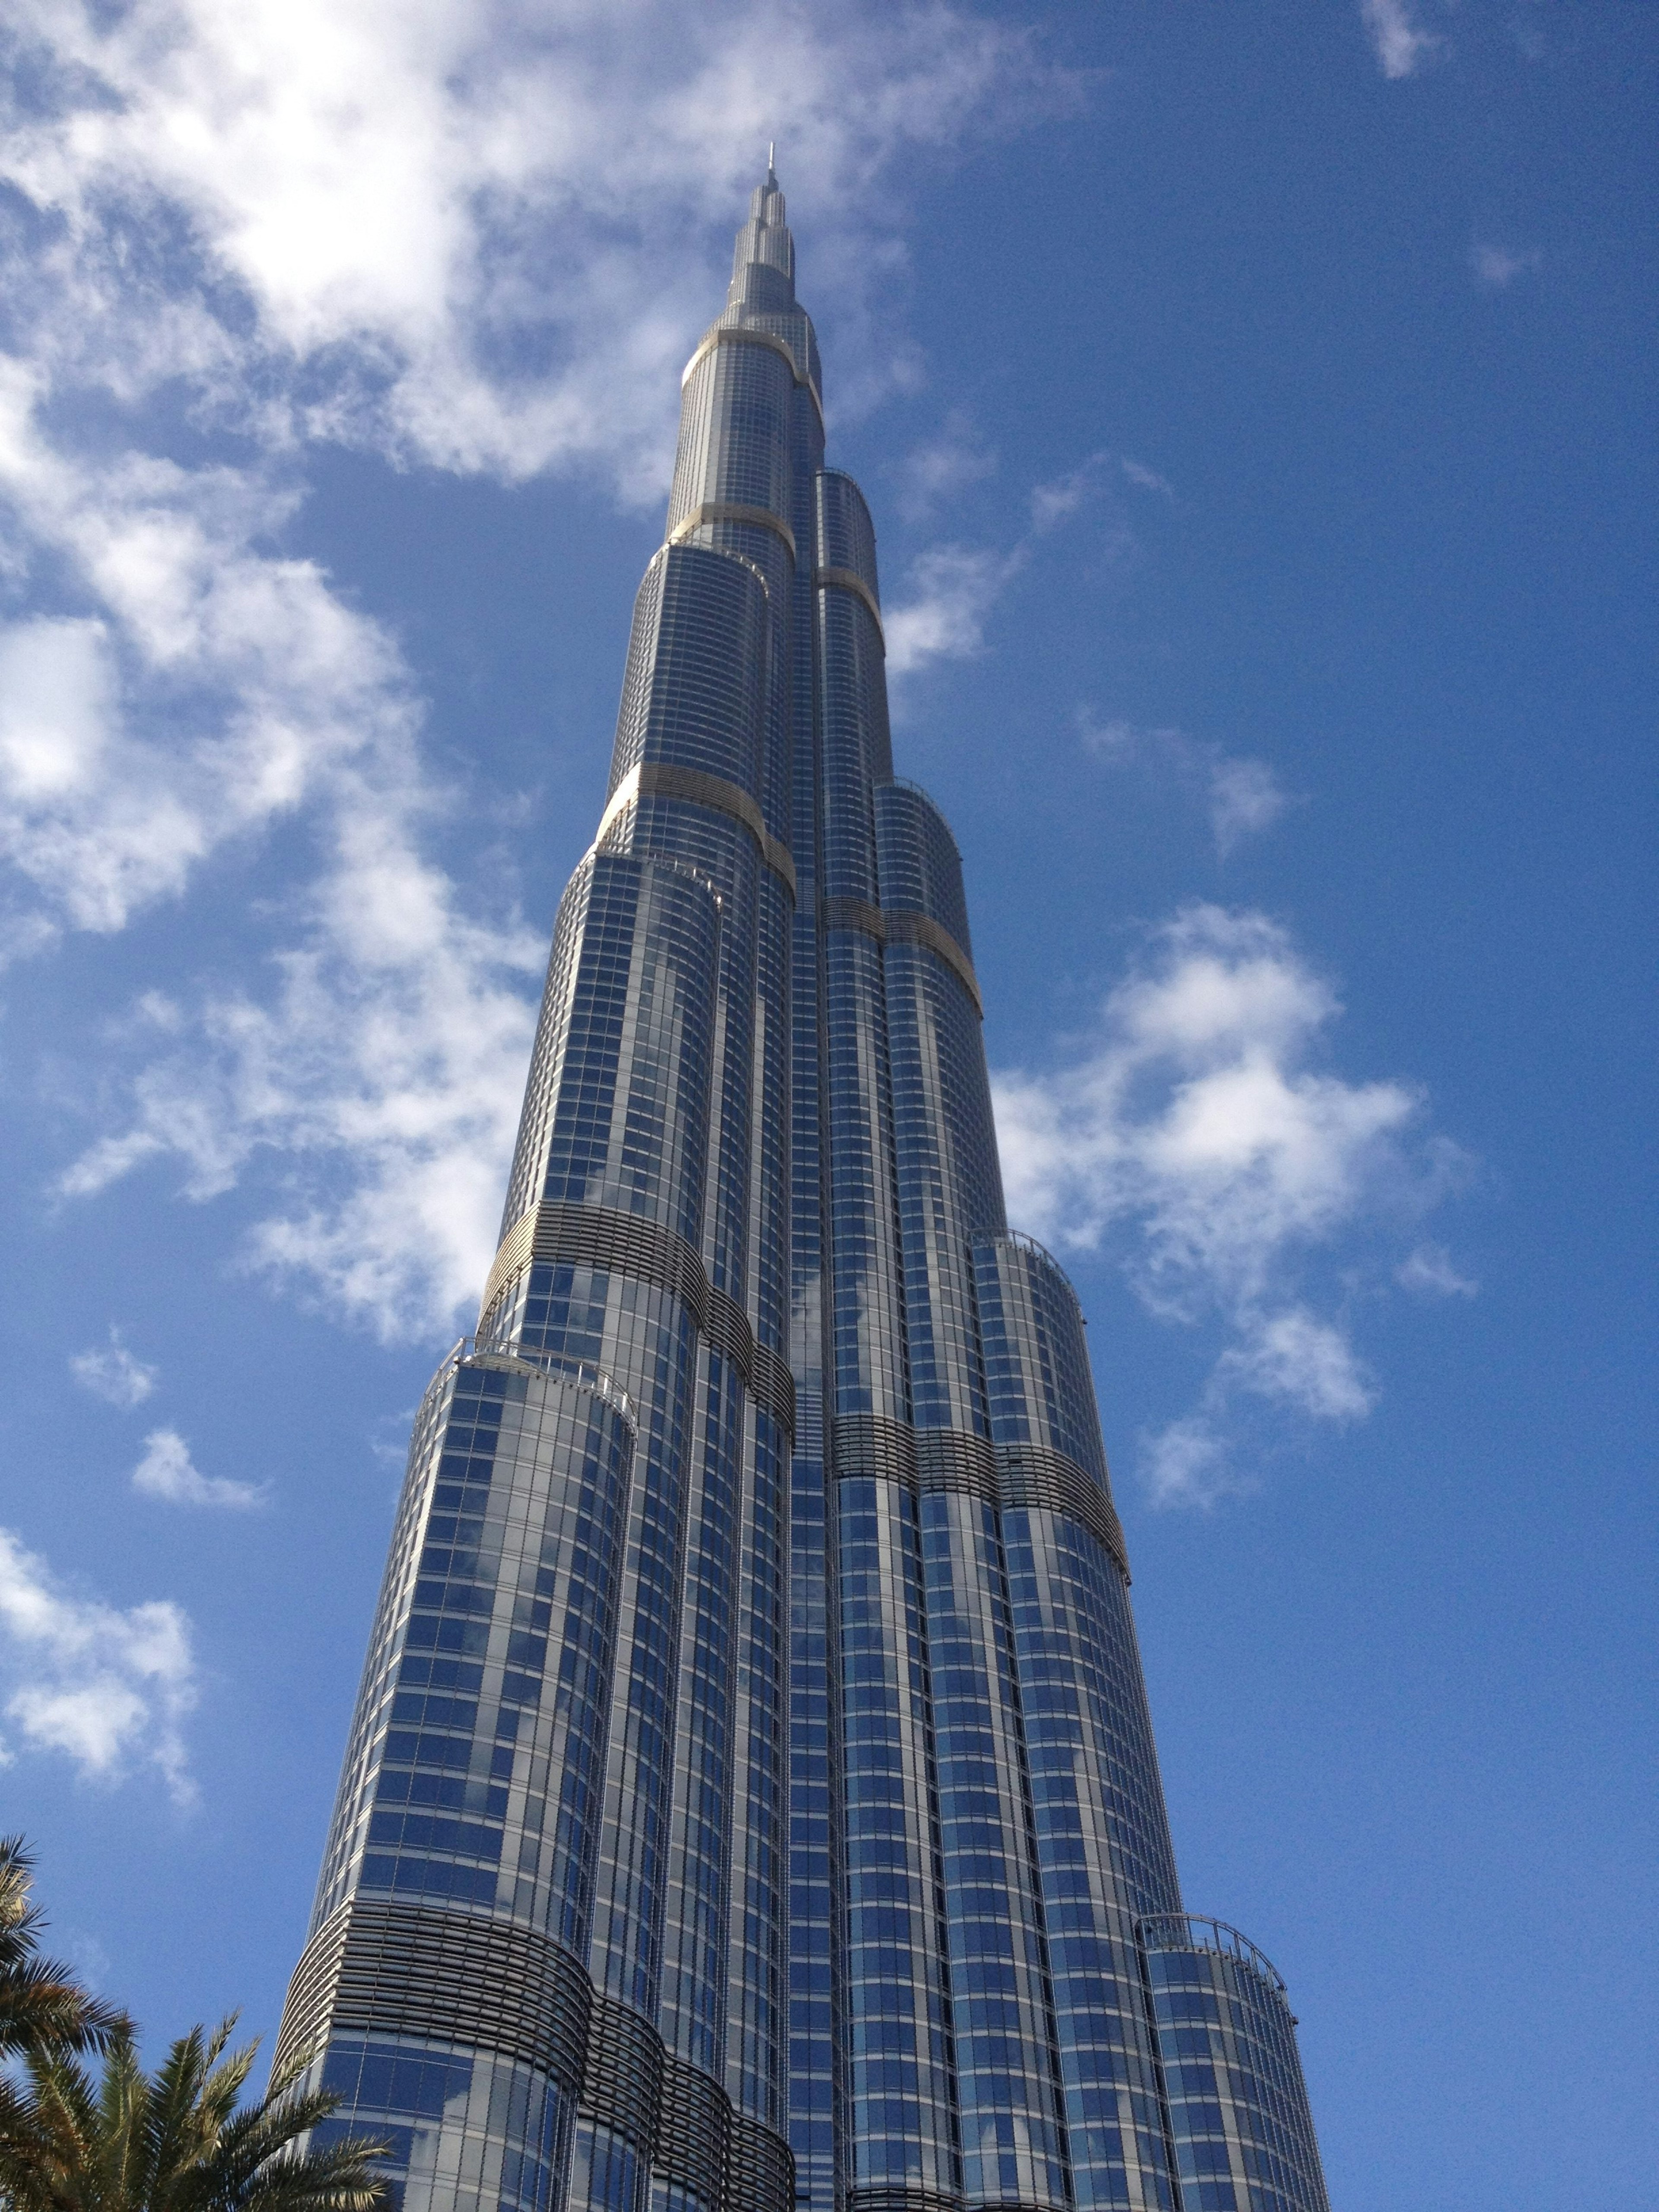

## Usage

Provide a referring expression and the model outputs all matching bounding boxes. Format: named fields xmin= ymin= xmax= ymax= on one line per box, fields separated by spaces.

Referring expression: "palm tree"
xmin=11 ymin=2018 xmax=390 ymax=2212
xmin=0 ymin=1836 xmax=128 ymax=2199
xmin=0 ymin=1837 xmax=126 ymax=2060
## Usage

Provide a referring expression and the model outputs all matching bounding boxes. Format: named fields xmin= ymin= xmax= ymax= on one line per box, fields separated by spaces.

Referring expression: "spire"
xmin=730 ymin=153 xmax=795 ymax=305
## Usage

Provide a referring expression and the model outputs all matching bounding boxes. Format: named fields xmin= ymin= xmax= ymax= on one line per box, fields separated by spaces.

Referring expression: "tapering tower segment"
xmin=278 ymin=173 xmax=1332 ymax=2212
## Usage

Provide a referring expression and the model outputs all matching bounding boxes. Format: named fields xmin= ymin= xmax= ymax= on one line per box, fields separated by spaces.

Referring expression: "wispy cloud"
xmin=3 ymin=368 xmax=543 ymax=1340
xmin=1141 ymin=1305 xmax=1379 ymax=1510
xmin=1027 ymin=449 xmax=1155 ymax=534
xmin=1080 ymin=712 xmax=1291 ymax=856
xmin=992 ymin=905 xmax=1470 ymax=1506
xmin=1029 ymin=458 xmax=1104 ymax=533
xmin=1359 ymin=0 xmax=1441 ymax=79
xmin=70 ymin=1330 xmax=158 ymax=1409
xmin=132 ymin=1430 xmax=266 ymax=1510
xmin=885 ymin=545 xmax=1024 ymax=676
xmin=896 ymin=412 xmax=997 ymax=522
xmin=1208 ymin=756 xmax=1290 ymax=852
xmin=885 ymin=448 xmax=1149 ymax=680
xmin=58 ymin=835 xmax=543 ymax=1342
xmin=0 ymin=395 xmax=422 ymax=951
xmin=1471 ymin=242 xmax=1541 ymax=289
xmin=0 ymin=1528 xmax=197 ymax=1801
xmin=1396 ymin=1241 xmax=1478 ymax=1298
xmin=1119 ymin=457 xmax=1175 ymax=499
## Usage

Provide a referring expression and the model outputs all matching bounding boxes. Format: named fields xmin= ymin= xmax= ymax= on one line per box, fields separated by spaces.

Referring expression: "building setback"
xmin=276 ymin=169 xmax=1332 ymax=2212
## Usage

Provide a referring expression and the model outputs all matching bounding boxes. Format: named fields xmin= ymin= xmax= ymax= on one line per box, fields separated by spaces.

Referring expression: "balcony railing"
xmin=1136 ymin=1913 xmax=1288 ymax=1995
xmin=435 ymin=1336 xmax=638 ymax=1432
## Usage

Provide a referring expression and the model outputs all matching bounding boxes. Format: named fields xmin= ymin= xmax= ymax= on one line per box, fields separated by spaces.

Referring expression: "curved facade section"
xmin=878 ymin=781 xmax=999 ymax=1442
xmin=920 ymin=1491 xmax=1067 ymax=2212
xmin=608 ymin=544 xmax=770 ymax=799
xmin=971 ymin=1235 xmax=1111 ymax=1492
xmin=669 ymin=336 xmax=797 ymax=543
xmin=874 ymin=783 xmax=972 ymax=962
xmin=815 ymin=472 xmax=880 ymax=602
xmin=884 ymin=928 xmax=998 ymax=1440
xmin=537 ymin=852 xmax=720 ymax=1245
xmin=1141 ymin=1918 xmax=1331 ymax=2212
xmin=837 ymin=1477 xmax=958 ymax=2209
xmin=282 ymin=1346 xmax=636 ymax=2212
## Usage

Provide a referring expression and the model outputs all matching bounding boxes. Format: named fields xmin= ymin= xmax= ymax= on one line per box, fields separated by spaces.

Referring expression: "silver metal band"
xmin=681 ymin=322 xmax=826 ymax=431
xmin=814 ymin=564 xmax=885 ymax=648
xmin=594 ymin=760 xmax=797 ymax=898
xmin=481 ymin=1198 xmax=797 ymax=1437
xmin=820 ymin=895 xmax=983 ymax=1015
xmin=668 ymin=499 xmax=797 ymax=562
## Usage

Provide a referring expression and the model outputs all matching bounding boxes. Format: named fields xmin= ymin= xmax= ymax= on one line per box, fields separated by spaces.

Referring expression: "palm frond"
xmin=0 ymin=1840 xmax=129 ymax=2063
xmin=231 ymin=2134 xmax=392 ymax=2212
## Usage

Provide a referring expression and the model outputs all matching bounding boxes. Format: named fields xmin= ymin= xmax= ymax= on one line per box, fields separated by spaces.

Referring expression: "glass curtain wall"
xmin=276 ymin=171 xmax=1332 ymax=2212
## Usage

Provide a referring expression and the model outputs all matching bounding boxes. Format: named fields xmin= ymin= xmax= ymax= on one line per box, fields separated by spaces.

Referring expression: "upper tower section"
xmin=707 ymin=160 xmax=823 ymax=405
xmin=730 ymin=161 xmax=795 ymax=307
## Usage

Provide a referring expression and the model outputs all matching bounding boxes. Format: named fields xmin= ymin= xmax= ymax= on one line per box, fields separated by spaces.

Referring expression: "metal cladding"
xmin=278 ymin=171 xmax=1332 ymax=2212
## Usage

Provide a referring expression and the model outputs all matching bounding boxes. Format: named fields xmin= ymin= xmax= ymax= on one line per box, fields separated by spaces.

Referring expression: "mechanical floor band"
xmin=813 ymin=564 xmax=886 ymax=648
xmin=581 ymin=1992 xmax=794 ymax=2212
xmin=681 ymin=321 xmax=825 ymax=434
xmin=820 ymin=895 xmax=982 ymax=1015
xmin=481 ymin=1199 xmax=795 ymax=1437
xmin=727 ymin=2114 xmax=795 ymax=2212
xmin=278 ymin=1907 xmax=793 ymax=2212
xmin=579 ymin=1991 xmax=662 ymax=2149
xmin=847 ymin=2190 xmax=967 ymax=2212
xmin=831 ymin=1414 xmax=1128 ymax=1579
xmin=669 ymin=499 xmax=798 ymax=563
xmin=597 ymin=759 xmax=798 ymax=898
xmin=273 ymin=1901 xmax=591 ymax=2092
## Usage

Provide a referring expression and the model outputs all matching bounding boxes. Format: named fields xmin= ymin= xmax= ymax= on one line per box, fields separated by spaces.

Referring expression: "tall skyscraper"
xmin=276 ymin=171 xmax=1332 ymax=2212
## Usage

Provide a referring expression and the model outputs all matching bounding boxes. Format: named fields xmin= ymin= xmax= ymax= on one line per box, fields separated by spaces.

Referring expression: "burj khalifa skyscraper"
xmin=276 ymin=168 xmax=1333 ymax=2212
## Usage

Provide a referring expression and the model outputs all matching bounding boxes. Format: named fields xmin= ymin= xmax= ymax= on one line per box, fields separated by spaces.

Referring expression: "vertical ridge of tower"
xmin=275 ymin=174 xmax=1332 ymax=2212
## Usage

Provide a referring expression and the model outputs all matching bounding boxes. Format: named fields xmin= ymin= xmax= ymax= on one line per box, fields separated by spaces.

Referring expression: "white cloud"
xmin=885 ymin=544 xmax=1023 ymax=676
xmin=69 ymin=1330 xmax=158 ymax=1408
xmin=0 ymin=1528 xmax=197 ymax=1800
xmin=1360 ymin=0 xmax=1440 ymax=79
xmin=1471 ymin=242 xmax=1541 ymax=289
xmin=0 ymin=333 xmax=539 ymax=1343
xmin=1396 ymin=1241 xmax=1478 ymax=1297
xmin=1141 ymin=1308 xmax=1376 ymax=1511
xmin=132 ymin=1429 xmax=266 ymax=1510
xmin=1119 ymin=457 xmax=1174 ymax=499
xmin=1030 ymin=454 xmax=1105 ymax=532
xmin=1080 ymin=712 xmax=1290 ymax=855
xmin=897 ymin=412 xmax=996 ymax=521
xmin=0 ymin=387 xmax=420 ymax=947
xmin=0 ymin=618 xmax=116 ymax=805
xmin=60 ymin=836 xmax=543 ymax=1342
xmin=1220 ymin=1307 xmax=1377 ymax=1421
xmin=993 ymin=905 xmax=1466 ymax=1502
xmin=2 ymin=0 xmax=1071 ymax=495
xmin=886 ymin=447 xmax=1144 ymax=681
xmin=1141 ymin=1414 xmax=1247 ymax=1513
xmin=1206 ymin=753 xmax=1290 ymax=852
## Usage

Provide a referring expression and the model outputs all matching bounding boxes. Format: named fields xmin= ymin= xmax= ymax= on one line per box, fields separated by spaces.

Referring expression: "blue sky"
xmin=0 ymin=4 xmax=1653 ymax=2206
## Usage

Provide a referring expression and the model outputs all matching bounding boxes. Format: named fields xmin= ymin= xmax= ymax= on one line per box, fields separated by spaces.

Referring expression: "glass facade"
xmin=276 ymin=171 xmax=1332 ymax=2212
